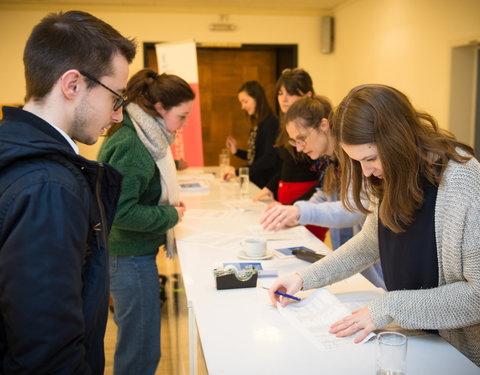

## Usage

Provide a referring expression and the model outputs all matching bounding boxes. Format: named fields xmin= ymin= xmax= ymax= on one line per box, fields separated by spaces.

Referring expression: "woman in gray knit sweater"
xmin=268 ymin=84 xmax=480 ymax=366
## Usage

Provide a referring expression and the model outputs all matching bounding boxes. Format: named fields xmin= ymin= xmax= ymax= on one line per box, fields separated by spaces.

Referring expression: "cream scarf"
xmin=125 ymin=102 xmax=179 ymax=259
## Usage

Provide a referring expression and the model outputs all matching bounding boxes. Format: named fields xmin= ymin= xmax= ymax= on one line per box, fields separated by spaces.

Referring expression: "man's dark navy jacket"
xmin=0 ymin=107 xmax=122 ymax=374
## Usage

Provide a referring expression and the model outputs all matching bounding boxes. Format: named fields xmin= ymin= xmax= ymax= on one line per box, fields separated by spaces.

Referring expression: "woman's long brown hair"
xmin=331 ymin=84 xmax=473 ymax=232
xmin=274 ymin=68 xmax=315 ymax=161
xmin=237 ymin=80 xmax=273 ymax=126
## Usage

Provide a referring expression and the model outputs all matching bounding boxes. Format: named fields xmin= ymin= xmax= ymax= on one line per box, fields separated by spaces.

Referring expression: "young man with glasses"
xmin=0 ymin=10 xmax=136 ymax=373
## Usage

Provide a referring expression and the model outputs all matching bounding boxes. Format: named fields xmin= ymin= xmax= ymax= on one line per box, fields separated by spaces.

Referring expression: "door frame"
xmin=143 ymin=42 xmax=298 ymax=83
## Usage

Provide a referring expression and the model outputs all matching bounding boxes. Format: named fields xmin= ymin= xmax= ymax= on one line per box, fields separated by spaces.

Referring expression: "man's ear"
xmin=61 ymin=70 xmax=83 ymax=100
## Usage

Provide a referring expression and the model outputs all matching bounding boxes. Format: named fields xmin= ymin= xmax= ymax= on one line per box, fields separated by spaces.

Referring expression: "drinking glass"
xmin=218 ymin=148 xmax=230 ymax=178
xmin=239 ymin=167 xmax=249 ymax=195
xmin=376 ymin=331 xmax=407 ymax=375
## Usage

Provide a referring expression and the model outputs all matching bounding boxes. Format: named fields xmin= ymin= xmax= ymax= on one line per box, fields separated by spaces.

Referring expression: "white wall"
xmin=0 ymin=6 xmax=333 ymax=105
xmin=1 ymin=0 xmax=480 ymax=144
xmin=332 ymin=0 xmax=480 ymax=139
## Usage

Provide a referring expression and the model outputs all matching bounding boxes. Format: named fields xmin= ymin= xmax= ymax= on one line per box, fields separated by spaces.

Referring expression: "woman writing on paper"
xmin=224 ymin=80 xmax=279 ymax=188
xmin=268 ymin=84 xmax=480 ymax=366
xmin=97 ymin=68 xmax=194 ymax=374
xmin=261 ymin=96 xmax=384 ymax=288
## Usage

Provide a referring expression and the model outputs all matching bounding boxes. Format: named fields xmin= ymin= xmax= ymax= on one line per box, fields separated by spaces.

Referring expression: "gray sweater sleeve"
xmin=298 ymin=156 xmax=480 ymax=365
xmin=297 ymin=158 xmax=480 ymax=331
xmin=295 ymin=188 xmax=365 ymax=228
xmin=297 ymin=203 xmax=380 ymax=290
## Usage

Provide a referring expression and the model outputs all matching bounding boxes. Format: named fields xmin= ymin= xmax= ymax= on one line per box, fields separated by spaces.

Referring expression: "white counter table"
xmin=174 ymin=168 xmax=479 ymax=375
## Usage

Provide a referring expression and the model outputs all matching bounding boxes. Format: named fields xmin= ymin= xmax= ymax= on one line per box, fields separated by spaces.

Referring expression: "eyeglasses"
xmin=287 ymin=128 xmax=313 ymax=148
xmin=79 ymin=71 xmax=127 ymax=111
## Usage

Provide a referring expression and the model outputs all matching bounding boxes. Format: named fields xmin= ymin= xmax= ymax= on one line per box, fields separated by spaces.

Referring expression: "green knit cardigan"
xmin=97 ymin=114 xmax=178 ymax=256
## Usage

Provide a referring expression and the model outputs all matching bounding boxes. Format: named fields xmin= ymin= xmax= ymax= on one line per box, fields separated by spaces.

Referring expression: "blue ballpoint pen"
xmin=261 ymin=286 xmax=301 ymax=302
xmin=274 ymin=290 xmax=301 ymax=302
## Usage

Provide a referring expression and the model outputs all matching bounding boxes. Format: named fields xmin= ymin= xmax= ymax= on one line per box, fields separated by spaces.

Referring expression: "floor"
xmin=104 ymin=251 xmax=208 ymax=375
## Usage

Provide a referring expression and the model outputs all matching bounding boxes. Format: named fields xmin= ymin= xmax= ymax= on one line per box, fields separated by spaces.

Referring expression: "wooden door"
xmin=144 ymin=44 xmax=297 ymax=167
xmin=197 ymin=48 xmax=277 ymax=168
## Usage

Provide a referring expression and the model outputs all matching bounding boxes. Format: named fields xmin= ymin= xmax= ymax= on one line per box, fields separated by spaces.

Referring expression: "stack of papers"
xmin=179 ymin=180 xmax=210 ymax=195
xmin=277 ymin=288 xmax=376 ymax=351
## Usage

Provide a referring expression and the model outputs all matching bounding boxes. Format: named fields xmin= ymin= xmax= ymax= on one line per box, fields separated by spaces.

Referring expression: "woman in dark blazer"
xmin=225 ymin=80 xmax=279 ymax=188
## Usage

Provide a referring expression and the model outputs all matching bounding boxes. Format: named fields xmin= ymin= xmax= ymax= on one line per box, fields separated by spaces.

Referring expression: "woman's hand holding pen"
xmin=268 ymin=274 xmax=303 ymax=308
xmin=329 ymin=306 xmax=377 ymax=343
xmin=260 ymin=204 xmax=300 ymax=231
xmin=175 ymin=201 xmax=186 ymax=223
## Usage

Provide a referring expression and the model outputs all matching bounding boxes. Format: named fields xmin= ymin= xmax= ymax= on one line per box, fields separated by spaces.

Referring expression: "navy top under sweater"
xmin=378 ymin=177 xmax=439 ymax=292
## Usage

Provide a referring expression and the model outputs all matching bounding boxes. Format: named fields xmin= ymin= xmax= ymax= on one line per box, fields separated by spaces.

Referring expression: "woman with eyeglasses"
xmin=253 ymin=68 xmax=329 ymax=241
xmin=260 ymin=96 xmax=385 ymax=288
xmin=268 ymin=84 xmax=480 ymax=366
xmin=224 ymin=80 xmax=279 ymax=188
xmin=97 ymin=68 xmax=195 ymax=375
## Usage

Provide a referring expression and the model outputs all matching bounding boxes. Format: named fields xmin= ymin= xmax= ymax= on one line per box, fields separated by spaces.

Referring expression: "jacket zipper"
xmin=95 ymin=163 xmax=109 ymax=254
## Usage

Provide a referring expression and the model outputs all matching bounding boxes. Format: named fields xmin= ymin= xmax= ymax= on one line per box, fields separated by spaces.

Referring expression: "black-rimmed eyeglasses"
xmin=79 ymin=71 xmax=127 ymax=111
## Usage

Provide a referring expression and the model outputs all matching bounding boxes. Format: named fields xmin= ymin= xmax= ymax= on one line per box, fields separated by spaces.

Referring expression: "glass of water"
xmin=218 ymin=148 xmax=230 ymax=178
xmin=376 ymin=331 xmax=407 ymax=375
xmin=239 ymin=167 xmax=249 ymax=196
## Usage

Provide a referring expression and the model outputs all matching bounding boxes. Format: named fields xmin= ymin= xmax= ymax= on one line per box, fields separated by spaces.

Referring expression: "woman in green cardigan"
xmin=98 ymin=68 xmax=195 ymax=375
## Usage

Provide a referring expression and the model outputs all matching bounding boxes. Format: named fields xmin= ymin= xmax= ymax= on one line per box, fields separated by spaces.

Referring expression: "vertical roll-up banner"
xmin=155 ymin=40 xmax=204 ymax=166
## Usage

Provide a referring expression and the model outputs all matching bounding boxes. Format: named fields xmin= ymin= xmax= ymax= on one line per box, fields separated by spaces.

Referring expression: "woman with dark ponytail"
xmin=98 ymin=68 xmax=195 ymax=375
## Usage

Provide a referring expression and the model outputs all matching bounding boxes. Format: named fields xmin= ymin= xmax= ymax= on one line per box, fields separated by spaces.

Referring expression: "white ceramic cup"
xmin=241 ymin=237 xmax=266 ymax=258
xmin=376 ymin=331 xmax=407 ymax=375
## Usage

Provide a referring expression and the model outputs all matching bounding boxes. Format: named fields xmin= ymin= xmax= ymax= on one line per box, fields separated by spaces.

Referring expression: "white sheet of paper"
xmin=223 ymin=199 xmax=267 ymax=212
xmin=277 ymin=288 xmax=375 ymax=352
xmin=177 ymin=173 xmax=215 ymax=180
xmin=336 ymin=290 xmax=384 ymax=313
xmin=184 ymin=209 xmax=238 ymax=220
xmin=248 ymin=224 xmax=307 ymax=241
xmin=178 ymin=230 xmax=244 ymax=251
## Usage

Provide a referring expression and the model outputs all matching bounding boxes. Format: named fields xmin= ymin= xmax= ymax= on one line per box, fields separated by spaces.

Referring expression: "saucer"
xmin=237 ymin=250 xmax=273 ymax=260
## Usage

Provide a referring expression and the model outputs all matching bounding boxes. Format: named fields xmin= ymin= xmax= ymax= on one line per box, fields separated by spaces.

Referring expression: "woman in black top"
xmin=253 ymin=68 xmax=327 ymax=241
xmin=225 ymin=81 xmax=279 ymax=188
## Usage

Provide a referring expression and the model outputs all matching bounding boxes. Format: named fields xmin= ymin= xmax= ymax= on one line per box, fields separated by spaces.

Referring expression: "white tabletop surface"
xmin=174 ymin=168 xmax=479 ymax=374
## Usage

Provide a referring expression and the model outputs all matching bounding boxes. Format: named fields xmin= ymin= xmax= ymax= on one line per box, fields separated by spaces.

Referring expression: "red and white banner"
xmin=155 ymin=40 xmax=204 ymax=166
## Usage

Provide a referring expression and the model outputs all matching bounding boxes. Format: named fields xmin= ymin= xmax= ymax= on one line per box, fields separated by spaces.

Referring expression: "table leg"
xmin=188 ymin=300 xmax=198 ymax=375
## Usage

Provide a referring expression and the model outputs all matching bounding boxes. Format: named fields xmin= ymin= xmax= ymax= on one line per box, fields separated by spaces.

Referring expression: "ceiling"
xmin=0 ymin=0 xmax=351 ymax=16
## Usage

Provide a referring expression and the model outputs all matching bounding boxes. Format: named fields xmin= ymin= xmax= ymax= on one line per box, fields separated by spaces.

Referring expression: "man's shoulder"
xmin=0 ymin=155 xmax=89 ymax=201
